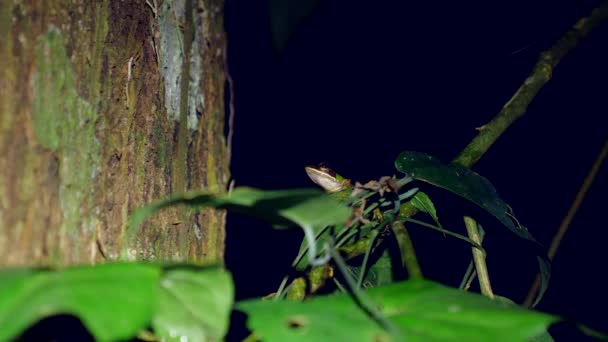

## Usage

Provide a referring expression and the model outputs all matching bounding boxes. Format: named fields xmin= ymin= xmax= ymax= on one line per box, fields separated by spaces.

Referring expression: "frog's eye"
xmin=316 ymin=162 xmax=336 ymax=176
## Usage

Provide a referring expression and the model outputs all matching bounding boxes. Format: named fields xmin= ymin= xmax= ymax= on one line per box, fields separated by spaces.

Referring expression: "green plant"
xmin=0 ymin=169 xmax=557 ymax=341
xmin=1 ymin=149 xmax=607 ymax=341
xmin=1 ymin=2 xmax=607 ymax=341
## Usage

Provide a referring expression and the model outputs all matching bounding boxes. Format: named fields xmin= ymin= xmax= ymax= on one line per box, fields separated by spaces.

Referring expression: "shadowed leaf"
xmin=395 ymin=151 xmax=551 ymax=307
xmin=237 ymin=279 xmax=559 ymax=341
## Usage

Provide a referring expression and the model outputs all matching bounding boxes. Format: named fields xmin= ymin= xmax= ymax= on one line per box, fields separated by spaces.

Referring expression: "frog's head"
xmin=305 ymin=163 xmax=351 ymax=193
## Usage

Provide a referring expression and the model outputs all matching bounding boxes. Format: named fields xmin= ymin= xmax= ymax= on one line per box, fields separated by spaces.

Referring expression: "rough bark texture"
xmin=0 ymin=0 xmax=229 ymax=266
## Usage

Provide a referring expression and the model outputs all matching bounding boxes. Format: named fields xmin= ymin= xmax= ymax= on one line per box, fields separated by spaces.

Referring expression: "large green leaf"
xmin=492 ymin=296 xmax=554 ymax=342
xmin=0 ymin=263 xmax=235 ymax=342
xmin=125 ymin=187 xmax=352 ymax=267
xmin=127 ymin=187 xmax=350 ymax=236
xmin=396 ymin=152 xmax=529 ymax=240
xmin=395 ymin=151 xmax=551 ymax=307
xmin=237 ymin=279 xmax=559 ymax=342
xmin=0 ymin=263 xmax=161 ymax=342
xmin=152 ymin=266 xmax=234 ymax=342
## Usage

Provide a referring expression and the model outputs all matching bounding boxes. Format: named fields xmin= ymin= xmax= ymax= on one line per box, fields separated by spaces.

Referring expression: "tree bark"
xmin=0 ymin=0 xmax=229 ymax=266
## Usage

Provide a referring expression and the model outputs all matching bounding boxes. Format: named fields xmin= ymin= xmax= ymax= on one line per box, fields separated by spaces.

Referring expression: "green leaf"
xmin=125 ymin=187 xmax=352 ymax=255
xmin=492 ymin=296 xmax=554 ymax=342
xmin=396 ymin=152 xmax=523 ymax=238
xmin=366 ymin=249 xmax=394 ymax=287
xmin=268 ymin=0 xmax=321 ymax=53
xmin=237 ymin=279 xmax=559 ymax=342
xmin=0 ymin=263 xmax=161 ymax=342
xmin=0 ymin=264 xmax=235 ymax=342
xmin=129 ymin=187 xmax=351 ymax=231
xmin=410 ymin=191 xmax=440 ymax=224
xmin=395 ymin=151 xmax=551 ymax=307
xmin=152 ymin=266 xmax=234 ymax=342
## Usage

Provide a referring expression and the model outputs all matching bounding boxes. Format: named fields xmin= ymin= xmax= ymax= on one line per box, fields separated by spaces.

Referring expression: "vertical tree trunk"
xmin=0 ymin=0 xmax=229 ymax=266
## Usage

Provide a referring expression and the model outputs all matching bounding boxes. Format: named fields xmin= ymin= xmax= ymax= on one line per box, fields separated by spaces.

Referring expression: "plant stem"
xmin=402 ymin=217 xmax=485 ymax=252
xmin=391 ymin=221 xmax=423 ymax=279
xmin=463 ymin=217 xmax=494 ymax=299
xmin=359 ymin=230 xmax=380 ymax=288
xmin=459 ymin=225 xmax=486 ymax=290
xmin=331 ymin=246 xmax=403 ymax=339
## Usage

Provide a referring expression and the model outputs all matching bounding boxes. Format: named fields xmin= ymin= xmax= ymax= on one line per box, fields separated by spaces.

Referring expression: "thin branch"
xmin=402 ymin=217 xmax=485 ymax=252
xmin=452 ymin=2 xmax=608 ymax=168
xmin=523 ymin=139 xmax=608 ymax=307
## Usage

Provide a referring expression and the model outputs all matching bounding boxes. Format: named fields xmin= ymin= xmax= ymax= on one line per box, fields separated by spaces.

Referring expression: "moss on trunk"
xmin=0 ymin=0 xmax=229 ymax=266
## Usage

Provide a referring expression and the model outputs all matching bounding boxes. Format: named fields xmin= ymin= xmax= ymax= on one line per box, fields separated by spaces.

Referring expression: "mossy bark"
xmin=0 ymin=0 xmax=229 ymax=266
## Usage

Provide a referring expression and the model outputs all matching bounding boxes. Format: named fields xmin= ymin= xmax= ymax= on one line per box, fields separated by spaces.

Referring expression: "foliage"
xmin=1 ymin=150 xmax=598 ymax=342
xmin=2 ymin=0 xmax=606 ymax=340
xmin=395 ymin=151 xmax=551 ymax=307
xmin=237 ymin=279 xmax=558 ymax=342
xmin=0 ymin=263 xmax=232 ymax=342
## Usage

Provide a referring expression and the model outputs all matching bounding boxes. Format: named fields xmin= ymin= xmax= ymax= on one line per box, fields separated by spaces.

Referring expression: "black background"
xmin=224 ymin=0 xmax=608 ymax=339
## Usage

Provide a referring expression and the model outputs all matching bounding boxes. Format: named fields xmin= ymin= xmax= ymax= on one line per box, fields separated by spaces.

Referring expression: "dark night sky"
xmin=224 ymin=0 xmax=608 ymax=338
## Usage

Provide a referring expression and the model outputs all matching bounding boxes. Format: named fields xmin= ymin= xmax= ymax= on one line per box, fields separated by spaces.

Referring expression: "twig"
xmin=459 ymin=225 xmax=486 ymax=291
xmin=523 ymin=139 xmax=608 ymax=307
xmin=401 ymin=217 xmax=485 ymax=252
xmin=460 ymin=262 xmax=475 ymax=291
xmin=509 ymin=41 xmax=537 ymax=56
xmin=464 ymin=217 xmax=494 ymax=299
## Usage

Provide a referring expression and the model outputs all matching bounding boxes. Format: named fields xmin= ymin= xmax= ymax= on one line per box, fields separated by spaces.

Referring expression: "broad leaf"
xmin=395 ymin=151 xmax=534 ymax=241
xmin=129 ymin=187 xmax=349 ymax=230
xmin=126 ymin=187 xmax=351 ymax=247
xmin=237 ymin=279 xmax=559 ymax=342
xmin=153 ymin=267 xmax=233 ymax=342
xmin=0 ymin=263 xmax=161 ymax=342
xmin=493 ymin=296 xmax=554 ymax=342
xmin=0 ymin=264 xmax=235 ymax=342
xmin=395 ymin=151 xmax=551 ymax=306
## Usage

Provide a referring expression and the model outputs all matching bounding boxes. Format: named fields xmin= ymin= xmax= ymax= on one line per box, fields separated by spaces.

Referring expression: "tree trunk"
xmin=0 ymin=0 xmax=229 ymax=266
